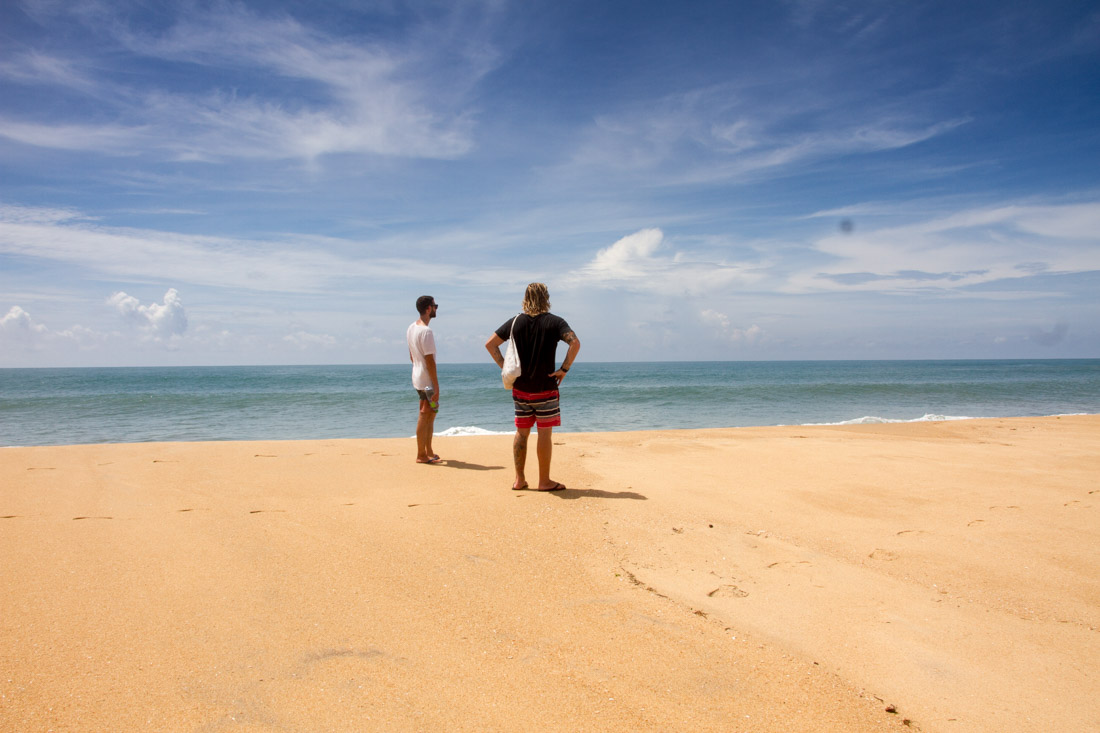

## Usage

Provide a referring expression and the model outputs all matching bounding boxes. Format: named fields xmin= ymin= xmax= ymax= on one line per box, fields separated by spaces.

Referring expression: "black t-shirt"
xmin=495 ymin=313 xmax=572 ymax=393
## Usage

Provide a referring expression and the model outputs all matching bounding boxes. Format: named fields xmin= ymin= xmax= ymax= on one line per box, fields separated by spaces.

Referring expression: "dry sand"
xmin=2 ymin=415 xmax=1097 ymax=732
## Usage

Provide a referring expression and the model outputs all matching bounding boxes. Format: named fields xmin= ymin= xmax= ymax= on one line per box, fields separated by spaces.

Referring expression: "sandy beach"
xmin=2 ymin=415 xmax=1097 ymax=732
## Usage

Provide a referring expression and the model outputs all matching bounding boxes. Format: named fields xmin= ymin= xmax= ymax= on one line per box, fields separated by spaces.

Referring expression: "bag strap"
xmin=508 ymin=314 xmax=520 ymax=339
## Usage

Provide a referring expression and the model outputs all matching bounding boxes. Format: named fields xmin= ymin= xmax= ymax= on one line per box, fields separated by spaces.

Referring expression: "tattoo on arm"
xmin=562 ymin=331 xmax=576 ymax=344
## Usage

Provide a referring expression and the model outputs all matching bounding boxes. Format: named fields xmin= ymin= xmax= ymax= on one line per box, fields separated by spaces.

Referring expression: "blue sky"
xmin=2 ymin=0 xmax=1098 ymax=367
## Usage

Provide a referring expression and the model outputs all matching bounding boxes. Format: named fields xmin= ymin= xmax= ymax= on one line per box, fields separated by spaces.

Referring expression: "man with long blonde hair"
xmin=485 ymin=283 xmax=580 ymax=491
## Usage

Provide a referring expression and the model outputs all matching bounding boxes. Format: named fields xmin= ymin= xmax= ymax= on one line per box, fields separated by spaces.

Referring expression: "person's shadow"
xmin=440 ymin=459 xmax=505 ymax=472
xmin=550 ymin=488 xmax=647 ymax=500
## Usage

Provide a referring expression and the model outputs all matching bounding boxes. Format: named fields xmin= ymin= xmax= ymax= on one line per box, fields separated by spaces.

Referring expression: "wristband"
xmin=561 ymin=365 xmax=570 ymax=372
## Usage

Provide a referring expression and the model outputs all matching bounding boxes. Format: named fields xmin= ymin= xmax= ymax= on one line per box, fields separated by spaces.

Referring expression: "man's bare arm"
xmin=485 ymin=333 xmax=506 ymax=369
xmin=550 ymin=331 xmax=580 ymax=383
xmin=423 ymin=353 xmax=439 ymax=399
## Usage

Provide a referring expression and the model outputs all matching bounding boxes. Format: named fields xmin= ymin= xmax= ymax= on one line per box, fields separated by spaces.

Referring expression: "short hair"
xmin=416 ymin=295 xmax=435 ymax=314
xmin=522 ymin=283 xmax=551 ymax=316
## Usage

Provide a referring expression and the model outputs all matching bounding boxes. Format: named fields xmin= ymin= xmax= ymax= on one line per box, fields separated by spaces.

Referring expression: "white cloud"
xmin=108 ymin=288 xmax=188 ymax=339
xmin=700 ymin=309 xmax=763 ymax=343
xmin=0 ymin=203 xmax=88 ymax=225
xmin=283 ymin=331 xmax=338 ymax=349
xmin=796 ymin=201 xmax=1100 ymax=294
xmin=700 ymin=308 xmax=731 ymax=330
xmin=558 ymin=85 xmax=969 ymax=187
xmin=571 ymin=228 xmax=762 ymax=295
xmin=0 ymin=4 xmax=495 ymax=161
xmin=585 ymin=228 xmax=664 ymax=279
xmin=0 ymin=305 xmax=105 ymax=350
xmin=0 ymin=305 xmax=49 ymax=339
xmin=0 ymin=206 xmax=457 ymax=294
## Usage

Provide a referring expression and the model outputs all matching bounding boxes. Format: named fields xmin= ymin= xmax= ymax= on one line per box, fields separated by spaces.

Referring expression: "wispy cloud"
xmin=0 ymin=205 xmax=460 ymax=293
xmin=555 ymin=83 xmax=969 ymax=187
xmin=796 ymin=201 xmax=1100 ymax=293
xmin=0 ymin=1 xmax=500 ymax=161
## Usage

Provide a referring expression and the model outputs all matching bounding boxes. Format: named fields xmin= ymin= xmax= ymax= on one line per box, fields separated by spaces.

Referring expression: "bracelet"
xmin=561 ymin=365 xmax=570 ymax=372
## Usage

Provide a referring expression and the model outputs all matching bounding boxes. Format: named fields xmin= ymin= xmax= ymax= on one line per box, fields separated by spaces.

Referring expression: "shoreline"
xmin=6 ymin=410 xmax=1099 ymax=449
xmin=3 ymin=415 xmax=1098 ymax=731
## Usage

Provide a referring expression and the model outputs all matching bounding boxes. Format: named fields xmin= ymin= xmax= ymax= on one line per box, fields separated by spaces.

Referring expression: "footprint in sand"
xmin=301 ymin=647 xmax=385 ymax=668
xmin=249 ymin=509 xmax=286 ymax=514
xmin=26 ymin=467 xmax=56 ymax=471
xmin=73 ymin=516 xmax=113 ymax=520
xmin=869 ymin=549 xmax=899 ymax=560
xmin=254 ymin=454 xmax=277 ymax=458
xmin=707 ymin=584 xmax=749 ymax=598
xmin=967 ymin=519 xmax=985 ymax=527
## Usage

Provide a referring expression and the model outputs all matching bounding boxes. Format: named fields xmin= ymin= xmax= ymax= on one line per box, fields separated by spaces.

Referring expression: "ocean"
xmin=2 ymin=360 xmax=1098 ymax=447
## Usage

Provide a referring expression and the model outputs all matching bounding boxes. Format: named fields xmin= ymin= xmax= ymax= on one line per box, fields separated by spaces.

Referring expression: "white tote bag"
xmin=502 ymin=315 xmax=522 ymax=388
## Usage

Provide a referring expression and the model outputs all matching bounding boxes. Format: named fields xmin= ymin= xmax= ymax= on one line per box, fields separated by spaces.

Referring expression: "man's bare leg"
xmin=415 ymin=400 xmax=438 ymax=463
xmin=535 ymin=426 xmax=561 ymax=489
xmin=513 ymin=427 xmax=531 ymax=488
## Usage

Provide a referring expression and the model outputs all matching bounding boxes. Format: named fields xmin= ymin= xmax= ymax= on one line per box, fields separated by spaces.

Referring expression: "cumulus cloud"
xmin=0 ymin=306 xmax=105 ymax=352
xmin=700 ymin=308 xmax=731 ymax=330
xmin=572 ymin=228 xmax=761 ymax=295
xmin=108 ymin=288 xmax=188 ymax=339
xmin=586 ymin=228 xmax=664 ymax=279
xmin=0 ymin=306 xmax=49 ymax=339
xmin=701 ymin=309 xmax=763 ymax=343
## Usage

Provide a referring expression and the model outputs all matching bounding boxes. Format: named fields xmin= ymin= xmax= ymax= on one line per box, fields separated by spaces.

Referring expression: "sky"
xmin=1 ymin=0 xmax=1099 ymax=367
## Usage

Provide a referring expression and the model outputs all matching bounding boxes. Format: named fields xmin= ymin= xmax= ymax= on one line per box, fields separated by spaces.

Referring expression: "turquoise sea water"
xmin=2 ymin=360 xmax=1099 ymax=446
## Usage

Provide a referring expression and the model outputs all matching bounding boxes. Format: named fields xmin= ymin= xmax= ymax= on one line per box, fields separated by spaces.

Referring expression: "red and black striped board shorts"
xmin=511 ymin=389 xmax=561 ymax=429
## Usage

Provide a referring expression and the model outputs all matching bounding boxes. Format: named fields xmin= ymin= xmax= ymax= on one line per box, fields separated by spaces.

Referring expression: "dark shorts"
xmin=415 ymin=388 xmax=438 ymax=412
xmin=512 ymin=389 xmax=560 ymax=429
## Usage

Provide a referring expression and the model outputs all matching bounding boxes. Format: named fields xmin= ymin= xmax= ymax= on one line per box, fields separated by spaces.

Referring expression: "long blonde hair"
xmin=522 ymin=282 xmax=551 ymax=316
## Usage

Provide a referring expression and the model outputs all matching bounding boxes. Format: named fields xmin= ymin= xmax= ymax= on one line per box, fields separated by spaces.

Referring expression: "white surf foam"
xmin=806 ymin=413 xmax=977 ymax=426
xmin=435 ymin=426 xmax=513 ymax=436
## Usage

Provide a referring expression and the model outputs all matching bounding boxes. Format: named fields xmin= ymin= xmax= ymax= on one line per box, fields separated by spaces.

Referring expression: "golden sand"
xmin=2 ymin=415 xmax=1098 ymax=731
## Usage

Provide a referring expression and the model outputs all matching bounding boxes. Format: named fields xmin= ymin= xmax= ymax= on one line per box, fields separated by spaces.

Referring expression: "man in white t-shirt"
xmin=407 ymin=295 xmax=441 ymax=464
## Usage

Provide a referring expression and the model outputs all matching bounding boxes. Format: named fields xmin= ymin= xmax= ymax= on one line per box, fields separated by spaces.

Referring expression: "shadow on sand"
xmin=439 ymin=460 xmax=505 ymax=472
xmin=549 ymin=488 xmax=648 ymax=501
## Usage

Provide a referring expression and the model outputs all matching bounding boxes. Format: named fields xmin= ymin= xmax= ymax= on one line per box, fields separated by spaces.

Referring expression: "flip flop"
xmin=513 ymin=482 xmax=566 ymax=491
xmin=418 ymin=456 xmax=442 ymax=464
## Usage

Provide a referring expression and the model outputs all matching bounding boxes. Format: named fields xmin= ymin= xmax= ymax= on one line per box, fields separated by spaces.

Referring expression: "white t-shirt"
xmin=406 ymin=321 xmax=437 ymax=390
